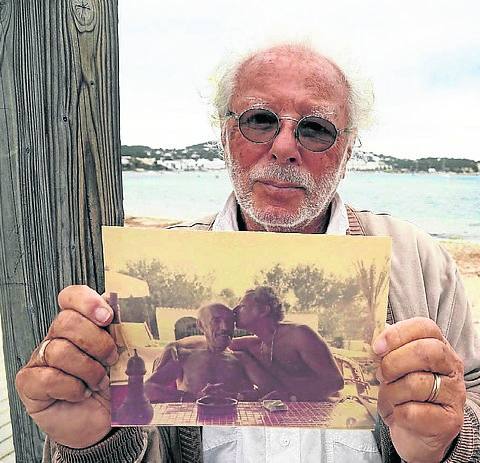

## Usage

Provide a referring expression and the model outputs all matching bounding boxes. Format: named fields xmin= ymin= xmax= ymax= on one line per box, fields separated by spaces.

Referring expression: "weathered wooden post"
xmin=0 ymin=1 xmax=123 ymax=460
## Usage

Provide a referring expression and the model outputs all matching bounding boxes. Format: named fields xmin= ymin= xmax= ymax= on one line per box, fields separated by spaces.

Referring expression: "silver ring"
xmin=38 ymin=339 xmax=52 ymax=366
xmin=426 ymin=373 xmax=442 ymax=403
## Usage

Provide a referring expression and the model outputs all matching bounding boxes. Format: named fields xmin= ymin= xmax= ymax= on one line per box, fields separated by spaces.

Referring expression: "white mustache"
xmin=248 ymin=164 xmax=315 ymax=191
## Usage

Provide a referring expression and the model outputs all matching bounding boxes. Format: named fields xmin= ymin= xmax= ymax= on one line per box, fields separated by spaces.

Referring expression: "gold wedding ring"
xmin=426 ymin=373 xmax=442 ymax=403
xmin=38 ymin=339 xmax=52 ymax=366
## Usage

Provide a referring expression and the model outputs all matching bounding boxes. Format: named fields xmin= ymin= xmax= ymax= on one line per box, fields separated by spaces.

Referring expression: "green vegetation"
xmin=121 ymin=257 xmax=390 ymax=342
xmin=120 ymin=145 xmax=153 ymax=156
xmin=123 ymin=259 xmax=213 ymax=309
xmin=254 ymin=262 xmax=385 ymax=341
xmin=386 ymin=156 xmax=478 ymax=173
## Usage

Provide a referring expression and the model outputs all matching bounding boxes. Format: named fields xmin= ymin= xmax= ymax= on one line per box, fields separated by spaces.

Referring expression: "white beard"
xmin=224 ymin=147 xmax=344 ymax=232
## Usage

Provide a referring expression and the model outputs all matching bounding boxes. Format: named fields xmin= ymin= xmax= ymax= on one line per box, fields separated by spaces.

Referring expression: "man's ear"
xmin=221 ymin=123 xmax=227 ymax=148
xmin=340 ymin=139 xmax=355 ymax=179
xmin=347 ymin=143 xmax=353 ymax=160
xmin=197 ymin=319 xmax=205 ymax=334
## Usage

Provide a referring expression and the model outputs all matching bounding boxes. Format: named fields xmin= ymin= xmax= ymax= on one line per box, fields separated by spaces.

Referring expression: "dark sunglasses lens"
xmin=238 ymin=109 xmax=278 ymax=143
xmin=298 ymin=117 xmax=337 ymax=151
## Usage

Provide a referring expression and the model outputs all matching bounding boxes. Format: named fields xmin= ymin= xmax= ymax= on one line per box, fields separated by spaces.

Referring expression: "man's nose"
xmin=270 ymin=120 xmax=302 ymax=165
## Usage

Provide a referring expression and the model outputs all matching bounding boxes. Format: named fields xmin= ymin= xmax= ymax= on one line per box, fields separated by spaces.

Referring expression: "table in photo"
xmin=149 ymin=400 xmax=375 ymax=428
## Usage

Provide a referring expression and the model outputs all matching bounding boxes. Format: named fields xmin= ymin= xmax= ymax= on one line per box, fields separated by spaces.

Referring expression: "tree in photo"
xmin=217 ymin=287 xmax=238 ymax=307
xmin=255 ymin=263 xmax=361 ymax=340
xmin=123 ymin=259 xmax=212 ymax=309
xmin=354 ymin=259 xmax=389 ymax=340
xmin=254 ymin=264 xmax=292 ymax=313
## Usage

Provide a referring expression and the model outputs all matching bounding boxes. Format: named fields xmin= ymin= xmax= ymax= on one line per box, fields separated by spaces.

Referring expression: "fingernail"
xmin=373 ymin=338 xmax=388 ymax=355
xmin=95 ymin=307 xmax=111 ymax=324
xmin=98 ymin=376 xmax=110 ymax=391
xmin=106 ymin=349 xmax=119 ymax=366
xmin=84 ymin=388 xmax=93 ymax=398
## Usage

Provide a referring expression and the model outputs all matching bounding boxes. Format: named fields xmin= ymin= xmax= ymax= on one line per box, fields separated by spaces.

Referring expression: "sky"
xmin=118 ymin=0 xmax=480 ymax=160
xmin=103 ymin=227 xmax=391 ymax=297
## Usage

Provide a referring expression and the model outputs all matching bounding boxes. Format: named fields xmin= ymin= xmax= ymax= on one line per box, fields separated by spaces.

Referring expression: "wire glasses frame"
xmin=226 ymin=107 xmax=353 ymax=153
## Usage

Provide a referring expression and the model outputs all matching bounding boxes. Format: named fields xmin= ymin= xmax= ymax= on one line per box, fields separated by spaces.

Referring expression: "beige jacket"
xmin=44 ymin=208 xmax=480 ymax=463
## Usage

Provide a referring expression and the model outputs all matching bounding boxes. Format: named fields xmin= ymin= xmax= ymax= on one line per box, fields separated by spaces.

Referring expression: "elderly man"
xmin=16 ymin=42 xmax=480 ymax=463
xmin=162 ymin=287 xmax=344 ymax=402
xmin=145 ymin=303 xmax=274 ymax=402
xmin=232 ymin=287 xmax=343 ymax=402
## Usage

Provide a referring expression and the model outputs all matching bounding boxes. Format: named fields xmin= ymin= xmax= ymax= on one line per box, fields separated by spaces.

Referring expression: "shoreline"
xmin=122 ymin=168 xmax=480 ymax=176
xmin=124 ymin=215 xmax=480 ymax=249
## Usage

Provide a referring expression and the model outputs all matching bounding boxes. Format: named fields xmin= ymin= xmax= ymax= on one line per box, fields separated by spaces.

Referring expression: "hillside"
xmin=121 ymin=143 xmax=479 ymax=173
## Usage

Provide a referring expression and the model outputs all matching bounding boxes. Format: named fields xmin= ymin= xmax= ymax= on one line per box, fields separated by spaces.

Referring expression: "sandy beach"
xmin=440 ymin=240 xmax=480 ymax=326
xmin=125 ymin=215 xmax=480 ymax=330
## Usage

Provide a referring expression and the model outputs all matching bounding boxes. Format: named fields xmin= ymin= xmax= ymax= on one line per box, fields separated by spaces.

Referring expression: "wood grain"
xmin=0 ymin=1 xmax=123 ymax=460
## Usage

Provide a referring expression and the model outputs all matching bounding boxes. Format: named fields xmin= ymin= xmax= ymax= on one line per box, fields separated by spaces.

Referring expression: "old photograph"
xmin=104 ymin=227 xmax=391 ymax=429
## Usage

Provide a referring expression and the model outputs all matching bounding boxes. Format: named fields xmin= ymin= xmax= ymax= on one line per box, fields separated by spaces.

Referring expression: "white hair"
xmin=209 ymin=37 xmax=374 ymax=133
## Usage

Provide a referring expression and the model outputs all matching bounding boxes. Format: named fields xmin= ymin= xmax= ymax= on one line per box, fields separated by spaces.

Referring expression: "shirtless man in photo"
xmin=231 ymin=287 xmax=344 ymax=401
xmin=145 ymin=303 xmax=274 ymax=402
xmin=159 ymin=287 xmax=344 ymax=402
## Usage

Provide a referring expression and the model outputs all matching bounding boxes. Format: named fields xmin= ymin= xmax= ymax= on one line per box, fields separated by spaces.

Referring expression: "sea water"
xmin=122 ymin=170 xmax=480 ymax=241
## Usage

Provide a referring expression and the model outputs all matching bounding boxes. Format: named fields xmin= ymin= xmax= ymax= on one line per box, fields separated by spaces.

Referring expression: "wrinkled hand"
xmin=145 ymin=383 xmax=189 ymax=403
xmin=373 ymin=317 xmax=466 ymax=463
xmin=15 ymin=286 xmax=119 ymax=449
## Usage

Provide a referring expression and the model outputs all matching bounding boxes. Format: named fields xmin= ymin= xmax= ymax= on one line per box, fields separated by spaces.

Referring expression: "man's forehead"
xmin=240 ymin=48 xmax=344 ymax=84
xmin=241 ymin=96 xmax=338 ymax=119
xmin=209 ymin=305 xmax=232 ymax=317
xmin=199 ymin=304 xmax=232 ymax=319
xmin=233 ymin=48 xmax=349 ymax=116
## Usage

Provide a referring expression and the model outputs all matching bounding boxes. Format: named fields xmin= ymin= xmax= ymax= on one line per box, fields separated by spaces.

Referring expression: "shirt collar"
xmin=212 ymin=191 xmax=349 ymax=235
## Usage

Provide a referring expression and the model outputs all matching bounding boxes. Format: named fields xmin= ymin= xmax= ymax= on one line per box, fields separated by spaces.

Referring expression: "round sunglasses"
xmin=227 ymin=108 xmax=351 ymax=152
